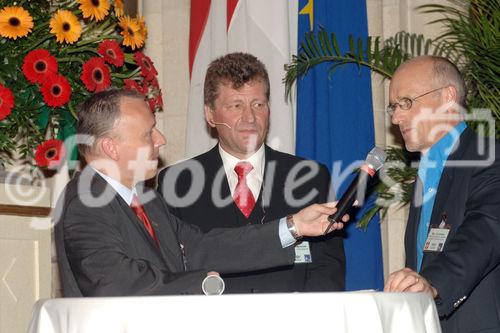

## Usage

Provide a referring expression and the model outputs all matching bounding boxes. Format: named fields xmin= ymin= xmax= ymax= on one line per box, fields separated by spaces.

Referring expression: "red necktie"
xmin=131 ymin=195 xmax=160 ymax=247
xmin=233 ymin=162 xmax=256 ymax=218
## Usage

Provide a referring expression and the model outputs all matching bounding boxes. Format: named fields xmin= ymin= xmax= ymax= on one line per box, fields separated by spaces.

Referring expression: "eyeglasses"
xmin=386 ymin=86 xmax=447 ymax=116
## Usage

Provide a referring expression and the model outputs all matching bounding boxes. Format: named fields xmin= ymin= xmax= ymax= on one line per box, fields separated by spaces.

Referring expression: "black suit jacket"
xmin=158 ymin=145 xmax=345 ymax=293
xmin=54 ymin=166 xmax=295 ymax=297
xmin=405 ymin=127 xmax=500 ymax=333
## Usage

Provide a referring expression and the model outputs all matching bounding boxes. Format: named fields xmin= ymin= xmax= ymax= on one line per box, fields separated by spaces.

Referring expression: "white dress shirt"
xmin=218 ymin=145 xmax=295 ymax=247
xmin=218 ymin=144 xmax=265 ymax=200
xmin=92 ymin=167 xmax=136 ymax=205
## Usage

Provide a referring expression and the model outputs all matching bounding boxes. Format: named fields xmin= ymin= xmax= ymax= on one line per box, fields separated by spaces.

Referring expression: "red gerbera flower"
xmin=34 ymin=139 xmax=66 ymax=169
xmin=0 ymin=83 xmax=15 ymax=121
xmin=142 ymin=79 xmax=150 ymax=94
xmin=148 ymin=76 xmax=160 ymax=89
xmin=123 ymin=78 xmax=145 ymax=94
xmin=97 ymin=40 xmax=124 ymax=67
xmin=81 ymin=57 xmax=111 ymax=92
xmin=22 ymin=49 xmax=59 ymax=84
xmin=40 ymin=74 xmax=71 ymax=107
xmin=133 ymin=51 xmax=157 ymax=81
xmin=148 ymin=93 xmax=163 ymax=112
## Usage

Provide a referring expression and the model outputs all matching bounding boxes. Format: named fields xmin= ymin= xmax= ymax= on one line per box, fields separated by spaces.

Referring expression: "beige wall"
xmin=0 ymin=184 xmax=52 ymax=333
xmin=144 ymin=0 xmax=449 ymax=278
xmin=142 ymin=0 xmax=191 ymax=167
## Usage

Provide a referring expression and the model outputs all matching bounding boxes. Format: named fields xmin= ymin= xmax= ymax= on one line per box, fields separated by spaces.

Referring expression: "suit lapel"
xmin=81 ymin=167 xmax=181 ymax=270
xmin=207 ymin=147 xmax=243 ymax=224
xmin=116 ymin=192 xmax=161 ymax=251
xmin=430 ymin=128 xmax=472 ymax=220
xmin=82 ymin=168 xmax=159 ymax=252
xmin=262 ymin=145 xmax=282 ymax=220
xmin=406 ymin=176 xmax=423 ymax=270
xmin=138 ymin=186 xmax=184 ymax=271
xmin=420 ymin=128 xmax=472 ymax=269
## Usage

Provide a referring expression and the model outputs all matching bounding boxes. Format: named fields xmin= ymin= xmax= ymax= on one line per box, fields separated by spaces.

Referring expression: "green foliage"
xmin=284 ymin=30 xmax=446 ymax=99
xmin=418 ymin=0 xmax=500 ymax=134
xmin=0 ymin=0 xmax=52 ymax=165
xmin=357 ymin=147 xmax=418 ymax=229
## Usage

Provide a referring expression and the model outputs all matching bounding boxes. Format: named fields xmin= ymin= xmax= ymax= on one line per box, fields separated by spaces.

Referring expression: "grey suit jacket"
xmin=54 ymin=166 xmax=294 ymax=296
xmin=405 ymin=127 xmax=500 ymax=333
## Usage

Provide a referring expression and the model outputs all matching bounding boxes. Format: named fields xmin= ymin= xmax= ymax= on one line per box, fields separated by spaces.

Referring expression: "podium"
xmin=28 ymin=292 xmax=441 ymax=333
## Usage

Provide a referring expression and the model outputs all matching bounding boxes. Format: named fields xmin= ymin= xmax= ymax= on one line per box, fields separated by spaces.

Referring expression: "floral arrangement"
xmin=0 ymin=0 xmax=163 ymax=171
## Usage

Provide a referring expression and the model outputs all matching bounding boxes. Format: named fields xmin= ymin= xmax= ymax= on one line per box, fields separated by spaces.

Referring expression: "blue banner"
xmin=296 ymin=0 xmax=384 ymax=290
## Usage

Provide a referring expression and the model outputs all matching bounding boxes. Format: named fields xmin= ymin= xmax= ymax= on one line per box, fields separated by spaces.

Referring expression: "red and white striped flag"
xmin=186 ymin=0 xmax=298 ymax=158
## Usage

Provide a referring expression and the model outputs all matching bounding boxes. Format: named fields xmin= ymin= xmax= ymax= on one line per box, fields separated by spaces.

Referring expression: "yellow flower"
xmin=137 ymin=16 xmax=147 ymax=40
xmin=114 ymin=0 xmax=124 ymax=17
xmin=79 ymin=0 xmax=110 ymax=22
xmin=118 ymin=15 xmax=144 ymax=50
xmin=50 ymin=10 xmax=82 ymax=44
xmin=0 ymin=6 xmax=34 ymax=40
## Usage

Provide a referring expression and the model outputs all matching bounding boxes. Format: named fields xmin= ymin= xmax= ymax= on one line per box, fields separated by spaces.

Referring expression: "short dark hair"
xmin=204 ymin=52 xmax=270 ymax=108
xmin=77 ymin=88 xmax=145 ymax=157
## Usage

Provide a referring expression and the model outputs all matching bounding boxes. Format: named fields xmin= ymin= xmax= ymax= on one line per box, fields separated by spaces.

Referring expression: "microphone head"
xmin=365 ymin=147 xmax=386 ymax=171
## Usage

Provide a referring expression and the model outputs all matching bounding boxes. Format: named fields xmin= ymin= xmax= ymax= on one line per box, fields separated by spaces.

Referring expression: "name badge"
xmin=294 ymin=241 xmax=312 ymax=263
xmin=424 ymin=215 xmax=451 ymax=253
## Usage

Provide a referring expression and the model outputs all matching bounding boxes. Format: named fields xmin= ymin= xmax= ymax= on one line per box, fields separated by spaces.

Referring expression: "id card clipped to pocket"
xmin=424 ymin=213 xmax=451 ymax=253
xmin=294 ymin=241 xmax=312 ymax=263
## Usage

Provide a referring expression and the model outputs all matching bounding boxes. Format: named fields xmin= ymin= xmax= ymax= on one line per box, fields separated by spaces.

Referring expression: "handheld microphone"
xmin=324 ymin=147 xmax=386 ymax=235
xmin=211 ymin=121 xmax=232 ymax=129
xmin=202 ymin=274 xmax=225 ymax=295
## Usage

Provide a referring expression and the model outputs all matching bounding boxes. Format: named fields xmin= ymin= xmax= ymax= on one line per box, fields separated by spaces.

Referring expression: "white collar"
xmin=218 ymin=144 xmax=265 ymax=178
xmin=92 ymin=167 xmax=136 ymax=206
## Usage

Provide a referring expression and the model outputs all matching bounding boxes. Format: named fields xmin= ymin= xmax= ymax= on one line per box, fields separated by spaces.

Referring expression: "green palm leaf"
xmin=284 ymin=29 xmax=439 ymax=100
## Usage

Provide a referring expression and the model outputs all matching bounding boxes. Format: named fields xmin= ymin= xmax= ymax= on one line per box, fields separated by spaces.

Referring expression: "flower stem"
xmin=111 ymin=67 xmax=141 ymax=79
xmin=27 ymin=35 xmax=53 ymax=52
xmin=57 ymin=57 xmax=85 ymax=63
xmin=66 ymin=47 xmax=99 ymax=55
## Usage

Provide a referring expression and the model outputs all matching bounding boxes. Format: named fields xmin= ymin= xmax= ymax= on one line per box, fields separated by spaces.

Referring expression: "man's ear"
xmin=100 ymin=137 xmax=119 ymax=160
xmin=444 ymin=85 xmax=458 ymax=104
xmin=205 ymin=105 xmax=216 ymax=128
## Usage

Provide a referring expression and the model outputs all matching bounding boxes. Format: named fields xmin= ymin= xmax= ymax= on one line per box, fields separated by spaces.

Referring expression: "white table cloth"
xmin=28 ymin=292 xmax=441 ymax=333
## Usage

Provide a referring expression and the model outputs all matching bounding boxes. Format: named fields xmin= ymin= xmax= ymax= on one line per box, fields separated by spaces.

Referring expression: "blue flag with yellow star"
xmin=296 ymin=0 xmax=384 ymax=290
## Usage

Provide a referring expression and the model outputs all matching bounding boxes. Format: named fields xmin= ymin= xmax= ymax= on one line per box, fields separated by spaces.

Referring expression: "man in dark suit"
xmin=54 ymin=89 xmax=346 ymax=297
xmin=158 ymin=52 xmax=345 ymax=293
xmin=384 ymin=56 xmax=500 ymax=333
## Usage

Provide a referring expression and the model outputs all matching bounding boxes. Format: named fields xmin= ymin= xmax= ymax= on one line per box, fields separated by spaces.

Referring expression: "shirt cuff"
xmin=279 ymin=217 xmax=296 ymax=248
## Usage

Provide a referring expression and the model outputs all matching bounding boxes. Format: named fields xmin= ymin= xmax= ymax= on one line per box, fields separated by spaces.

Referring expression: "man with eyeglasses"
xmin=384 ymin=56 xmax=500 ymax=333
xmin=157 ymin=52 xmax=345 ymax=293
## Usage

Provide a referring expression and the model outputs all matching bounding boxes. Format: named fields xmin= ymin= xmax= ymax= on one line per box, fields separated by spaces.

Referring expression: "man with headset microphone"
xmin=158 ymin=52 xmax=345 ymax=294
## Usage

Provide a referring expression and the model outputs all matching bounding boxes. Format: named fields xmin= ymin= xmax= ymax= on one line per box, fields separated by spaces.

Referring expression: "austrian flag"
xmin=186 ymin=0 xmax=297 ymax=158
